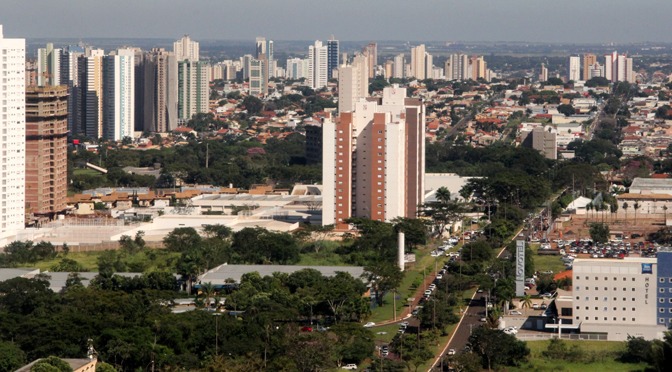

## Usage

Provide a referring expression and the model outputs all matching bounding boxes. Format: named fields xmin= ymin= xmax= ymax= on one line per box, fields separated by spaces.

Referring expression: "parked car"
xmin=300 ymin=326 xmax=313 ymax=332
xmin=509 ymin=310 xmax=523 ymax=315
xmin=424 ymin=290 xmax=432 ymax=296
xmin=363 ymin=322 xmax=376 ymax=328
xmin=447 ymin=349 xmax=456 ymax=356
xmin=342 ymin=364 xmax=358 ymax=370
xmin=532 ymin=303 xmax=540 ymax=310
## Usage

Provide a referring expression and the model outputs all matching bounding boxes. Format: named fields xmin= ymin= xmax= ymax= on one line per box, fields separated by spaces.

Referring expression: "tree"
xmin=634 ymin=202 xmax=641 ymax=224
xmin=622 ymin=202 xmax=629 ymax=223
xmin=664 ymin=205 xmax=669 ymax=224
xmin=30 ymin=356 xmax=73 ymax=372
xmin=363 ymin=262 xmax=403 ymax=307
xmin=556 ymin=104 xmax=575 ymax=117
xmin=163 ymin=227 xmax=203 ymax=252
xmin=242 ymin=96 xmax=263 ymax=115
xmin=392 ymin=217 xmax=428 ymax=249
xmin=589 ymin=223 xmax=610 ymax=244
xmin=0 ymin=341 xmax=25 ymax=372
xmin=467 ymin=327 xmax=529 ymax=370
xmin=521 ymin=295 xmax=532 ymax=309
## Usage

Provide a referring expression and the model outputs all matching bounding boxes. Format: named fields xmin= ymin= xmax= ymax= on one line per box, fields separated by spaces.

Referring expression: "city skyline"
xmin=2 ymin=0 xmax=672 ymax=43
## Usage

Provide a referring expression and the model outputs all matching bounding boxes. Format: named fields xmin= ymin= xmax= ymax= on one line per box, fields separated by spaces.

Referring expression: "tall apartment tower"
xmin=539 ymin=63 xmax=548 ymax=82
xmin=102 ymin=49 xmax=135 ymax=141
xmin=0 ymin=26 xmax=26 ymax=236
xmin=583 ymin=54 xmax=597 ymax=81
xmin=323 ymin=85 xmax=425 ymax=229
xmin=138 ymin=48 xmax=178 ymax=133
xmin=249 ymin=58 xmax=268 ymax=96
xmin=410 ymin=44 xmax=427 ymax=80
xmin=327 ymin=37 xmax=340 ymax=80
xmin=81 ymin=49 xmax=105 ymax=139
xmin=60 ymin=45 xmax=85 ymax=135
xmin=37 ymin=43 xmax=61 ymax=86
xmin=308 ymin=40 xmax=328 ymax=89
xmin=338 ymin=54 xmax=369 ymax=113
xmin=362 ymin=42 xmax=377 ymax=78
xmin=471 ymin=56 xmax=487 ymax=80
xmin=393 ymin=54 xmax=405 ymax=79
xmin=25 ymin=86 xmax=68 ymax=220
xmin=173 ymin=35 xmax=199 ymax=61
xmin=569 ymin=56 xmax=581 ymax=82
xmin=177 ymin=60 xmax=209 ymax=122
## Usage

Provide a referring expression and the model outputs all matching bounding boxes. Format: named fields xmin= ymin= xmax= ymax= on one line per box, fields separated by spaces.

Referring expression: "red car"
xmin=300 ymin=326 xmax=313 ymax=332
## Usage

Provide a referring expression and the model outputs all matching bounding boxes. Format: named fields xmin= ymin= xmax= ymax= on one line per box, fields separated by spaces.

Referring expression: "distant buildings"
xmin=102 ymin=49 xmax=135 ymax=141
xmin=337 ymin=54 xmax=368 ymax=113
xmin=136 ymin=48 xmax=179 ymax=133
xmin=0 ymin=25 xmax=26 ymax=237
xmin=177 ymin=60 xmax=209 ymax=122
xmin=410 ymin=44 xmax=428 ymax=80
xmin=362 ymin=42 xmax=377 ymax=79
xmin=322 ymin=85 xmax=425 ymax=229
xmin=173 ymin=34 xmax=199 ymax=62
xmin=583 ymin=53 xmax=597 ymax=81
xmin=539 ymin=63 xmax=548 ymax=82
xmin=327 ymin=37 xmax=340 ymax=80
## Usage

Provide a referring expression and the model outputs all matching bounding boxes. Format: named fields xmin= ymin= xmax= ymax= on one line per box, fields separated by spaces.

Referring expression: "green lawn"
xmin=73 ymin=168 xmax=105 ymax=176
xmin=29 ymin=250 xmax=181 ymax=273
xmin=509 ymin=340 xmax=647 ymax=372
xmin=530 ymin=243 xmax=568 ymax=275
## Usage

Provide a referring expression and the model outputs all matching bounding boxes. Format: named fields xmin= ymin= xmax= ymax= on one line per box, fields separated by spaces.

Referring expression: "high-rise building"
xmin=393 ymin=54 xmax=405 ymax=79
xmin=102 ymin=49 xmax=135 ymax=141
xmin=25 ymin=86 xmax=68 ymax=220
xmin=138 ymin=48 xmax=178 ymax=133
xmin=249 ymin=58 xmax=268 ymax=96
xmin=308 ymin=40 xmax=328 ymax=89
xmin=327 ymin=37 xmax=340 ymax=80
xmin=338 ymin=54 xmax=368 ymax=113
xmin=286 ymin=58 xmax=310 ymax=80
xmin=625 ymin=57 xmax=636 ymax=83
xmin=173 ymin=35 xmax=199 ymax=61
xmin=569 ymin=56 xmax=581 ymax=82
xmin=323 ymin=85 xmax=425 ymax=229
xmin=60 ymin=45 xmax=85 ymax=135
xmin=0 ymin=25 xmax=26 ymax=236
xmin=177 ymin=60 xmax=209 ymax=122
xmin=362 ymin=42 xmax=377 ymax=79
xmin=81 ymin=49 xmax=105 ymax=139
xmin=539 ymin=63 xmax=548 ymax=82
xmin=471 ymin=56 xmax=487 ymax=81
xmin=410 ymin=44 xmax=427 ymax=80
xmin=583 ymin=54 xmax=597 ymax=81
xmin=37 ymin=43 xmax=61 ymax=86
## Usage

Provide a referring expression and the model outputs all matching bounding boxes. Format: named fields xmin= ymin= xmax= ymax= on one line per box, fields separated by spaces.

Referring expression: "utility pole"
xmin=393 ymin=289 xmax=397 ymax=321
xmin=205 ymin=142 xmax=209 ymax=168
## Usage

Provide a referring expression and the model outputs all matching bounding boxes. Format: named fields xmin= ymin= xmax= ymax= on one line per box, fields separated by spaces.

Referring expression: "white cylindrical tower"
xmin=398 ymin=232 xmax=405 ymax=272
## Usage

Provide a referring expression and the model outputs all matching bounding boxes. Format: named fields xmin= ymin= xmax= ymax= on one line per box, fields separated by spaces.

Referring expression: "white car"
xmin=509 ymin=310 xmax=523 ymax=315
xmin=363 ymin=322 xmax=376 ymax=328
xmin=436 ymin=274 xmax=443 ymax=280
xmin=342 ymin=364 xmax=358 ymax=370
xmin=430 ymin=251 xmax=441 ymax=257
xmin=447 ymin=348 xmax=456 ymax=356
xmin=424 ymin=290 xmax=432 ymax=296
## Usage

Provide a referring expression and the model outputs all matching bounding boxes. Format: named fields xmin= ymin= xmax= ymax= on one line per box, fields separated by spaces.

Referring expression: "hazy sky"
xmin=3 ymin=0 xmax=671 ymax=43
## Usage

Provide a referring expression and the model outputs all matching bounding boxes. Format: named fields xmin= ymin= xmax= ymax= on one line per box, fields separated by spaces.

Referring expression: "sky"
xmin=2 ymin=0 xmax=672 ymax=43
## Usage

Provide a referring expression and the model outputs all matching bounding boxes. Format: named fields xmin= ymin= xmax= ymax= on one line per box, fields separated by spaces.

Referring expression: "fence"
xmin=516 ymin=333 xmax=608 ymax=341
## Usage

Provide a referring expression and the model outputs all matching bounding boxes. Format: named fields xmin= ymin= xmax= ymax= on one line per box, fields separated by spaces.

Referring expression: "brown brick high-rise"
xmin=25 ymin=86 xmax=68 ymax=220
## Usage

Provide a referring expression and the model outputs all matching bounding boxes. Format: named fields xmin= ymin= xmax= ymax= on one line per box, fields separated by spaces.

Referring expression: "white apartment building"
xmin=337 ymin=54 xmax=368 ymax=113
xmin=286 ymin=58 xmax=310 ymax=80
xmin=573 ymin=258 xmax=666 ymax=341
xmin=0 ymin=25 xmax=26 ymax=237
xmin=393 ymin=54 xmax=405 ymax=79
xmin=569 ymin=56 xmax=581 ymax=82
xmin=410 ymin=44 xmax=426 ymax=80
xmin=308 ymin=41 xmax=328 ymax=89
xmin=173 ymin=35 xmax=199 ymax=61
xmin=177 ymin=60 xmax=209 ymax=122
xmin=37 ymin=43 xmax=61 ymax=86
xmin=102 ymin=49 xmax=135 ymax=141
xmin=83 ymin=49 xmax=105 ymax=138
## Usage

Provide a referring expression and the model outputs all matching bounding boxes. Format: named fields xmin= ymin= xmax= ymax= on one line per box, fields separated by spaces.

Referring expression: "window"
xmin=660 ymin=308 xmax=665 ymax=313
xmin=661 ymin=289 xmax=666 ymax=294
xmin=660 ymin=298 xmax=666 ymax=304
xmin=632 ymin=308 xmax=636 ymax=311
xmin=632 ymin=278 xmax=636 ymax=282
xmin=604 ymin=317 xmax=608 ymax=320
xmin=632 ymin=318 xmax=636 ymax=321
xmin=660 ymin=318 xmax=666 ymax=324
xmin=661 ymin=278 xmax=666 ymax=283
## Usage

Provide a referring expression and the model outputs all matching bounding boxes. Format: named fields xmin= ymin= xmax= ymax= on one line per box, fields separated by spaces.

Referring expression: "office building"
xmin=136 ymin=48 xmax=178 ymax=133
xmin=322 ymin=85 xmax=425 ymax=229
xmin=327 ymin=37 xmax=339 ymax=79
xmin=445 ymin=53 xmax=470 ymax=81
xmin=25 ymin=86 xmax=68 ymax=220
xmin=308 ymin=40 xmax=328 ymax=89
xmin=569 ymin=56 xmax=581 ymax=82
xmin=0 ymin=25 xmax=26 ymax=236
xmin=410 ymin=44 xmax=427 ymax=80
xmin=305 ymin=121 xmax=323 ymax=164
xmin=338 ymin=54 xmax=368 ymax=113
xmin=177 ymin=60 xmax=209 ymax=122
xmin=286 ymin=58 xmax=310 ymax=80
xmin=583 ymin=54 xmax=597 ymax=81
xmin=102 ymin=49 xmax=135 ymax=141
xmin=173 ymin=35 xmax=199 ymax=61
xmin=80 ymin=49 xmax=105 ymax=138
xmin=37 ymin=43 xmax=61 ymax=86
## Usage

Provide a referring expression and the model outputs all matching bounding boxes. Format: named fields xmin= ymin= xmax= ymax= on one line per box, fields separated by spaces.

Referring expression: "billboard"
xmin=515 ymin=240 xmax=526 ymax=297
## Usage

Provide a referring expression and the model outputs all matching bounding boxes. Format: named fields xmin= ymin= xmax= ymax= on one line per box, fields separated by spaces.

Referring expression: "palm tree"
xmin=435 ymin=186 xmax=451 ymax=204
xmin=622 ymin=202 xmax=629 ymax=223
xmin=634 ymin=202 xmax=641 ymax=225
xmin=200 ymin=282 xmax=216 ymax=311
xmin=586 ymin=203 xmax=592 ymax=223
xmin=521 ymin=294 xmax=533 ymax=309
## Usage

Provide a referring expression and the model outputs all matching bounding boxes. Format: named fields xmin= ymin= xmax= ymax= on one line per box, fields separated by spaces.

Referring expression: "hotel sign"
xmin=642 ymin=263 xmax=653 ymax=274
xmin=515 ymin=240 xmax=525 ymax=296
